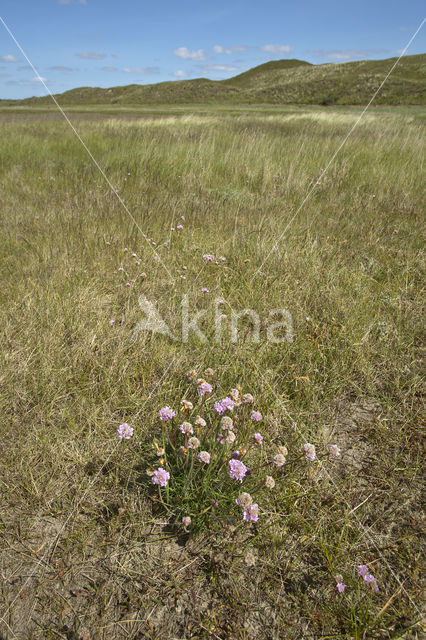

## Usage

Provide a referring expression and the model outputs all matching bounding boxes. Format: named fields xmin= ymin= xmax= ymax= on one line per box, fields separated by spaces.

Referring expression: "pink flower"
xmin=336 ymin=582 xmax=345 ymax=593
xmin=117 ymin=423 xmax=133 ymax=440
xmin=152 ymin=467 xmax=170 ymax=487
xmin=228 ymin=459 xmax=248 ymax=482
xmin=109 ymin=319 xmax=115 ymax=326
xmin=243 ymin=503 xmax=259 ymax=522
xmin=251 ymin=411 xmax=262 ymax=422
xmin=198 ymin=381 xmax=212 ymax=396
xmin=182 ymin=516 xmax=191 ymax=527
xmin=177 ymin=224 xmax=183 ymax=230
xmin=328 ymin=444 xmax=341 ymax=457
xmin=180 ymin=215 xmax=185 ymax=221
xmin=158 ymin=406 xmax=176 ymax=421
xmin=198 ymin=451 xmax=211 ymax=464
xmin=125 ymin=282 xmax=131 ymax=287
xmin=201 ymin=287 xmax=209 ymax=293
xmin=253 ymin=432 xmax=263 ymax=445
xmin=303 ymin=443 xmax=316 ymax=461
xmin=179 ymin=421 xmax=194 ymax=435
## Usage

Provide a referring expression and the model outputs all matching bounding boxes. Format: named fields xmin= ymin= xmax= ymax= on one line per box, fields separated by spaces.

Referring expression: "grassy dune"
xmin=3 ymin=53 xmax=425 ymax=107
xmin=0 ymin=106 xmax=424 ymax=639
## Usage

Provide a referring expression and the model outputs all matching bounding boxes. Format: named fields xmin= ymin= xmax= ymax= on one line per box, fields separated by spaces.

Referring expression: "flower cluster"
xmin=145 ymin=367 xmax=341 ymax=534
xmin=358 ymin=564 xmax=379 ymax=592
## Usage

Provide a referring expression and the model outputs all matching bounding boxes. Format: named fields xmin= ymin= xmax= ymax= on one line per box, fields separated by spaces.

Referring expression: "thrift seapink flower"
xmin=156 ymin=447 xmax=165 ymax=456
xmin=221 ymin=416 xmax=234 ymax=430
xmin=231 ymin=450 xmax=240 ymax=458
xmin=229 ymin=388 xmax=240 ymax=402
xmin=235 ymin=492 xmax=253 ymax=508
xmin=177 ymin=224 xmax=183 ymax=230
xmin=336 ymin=582 xmax=346 ymax=593
xmin=303 ymin=443 xmax=316 ymax=461
xmin=251 ymin=411 xmax=262 ymax=422
xmin=195 ymin=415 xmax=207 ymax=427
xmin=109 ymin=319 xmax=115 ymax=326
xmin=328 ymin=444 xmax=341 ymax=457
xmin=198 ymin=451 xmax=211 ymax=464
xmin=202 ymin=254 xmax=215 ymax=262
xmin=180 ymin=422 xmax=193 ymax=435
xmin=278 ymin=445 xmax=288 ymax=457
xmin=125 ymin=282 xmax=131 ymax=287
xmin=358 ymin=565 xmax=379 ymax=592
xmin=364 ymin=574 xmax=379 ymax=592
xmin=225 ymin=431 xmax=236 ymax=445
xmin=228 ymin=459 xmax=248 ymax=482
xmin=358 ymin=565 xmax=369 ymax=577
xmin=273 ymin=453 xmax=286 ymax=467
xmin=181 ymin=399 xmax=193 ymax=411
xmin=201 ymin=287 xmax=209 ymax=293
xmin=243 ymin=503 xmax=259 ymax=522
xmin=182 ymin=516 xmax=191 ymax=527
xmin=158 ymin=406 xmax=175 ymax=421
xmin=198 ymin=381 xmax=213 ymax=396
xmin=214 ymin=401 xmax=226 ymax=415
xmin=265 ymin=475 xmax=275 ymax=489
xmin=152 ymin=467 xmax=170 ymax=487
xmin=217 ymin=433 xmax=225 ymax=445
xmin=117 ymin=423 xmax=133 ymax=440
xmin=180 ymin=215 xmax=185 ymax=221
xmin=188 ymin=436 xmax=200 ymax=449
xmin=204 ymin=367 xmax=214 ymax=377
xmin=242 ymin=393 xmax=254 ymax=404
xmin=254 ymin=432 xmax=263 ymax=445
xmin=221 ymin=397 xmax=235 ymax=411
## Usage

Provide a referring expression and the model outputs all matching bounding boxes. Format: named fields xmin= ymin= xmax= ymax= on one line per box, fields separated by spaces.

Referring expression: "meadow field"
xmin=0 ymin=105 xmax=424 ymax=639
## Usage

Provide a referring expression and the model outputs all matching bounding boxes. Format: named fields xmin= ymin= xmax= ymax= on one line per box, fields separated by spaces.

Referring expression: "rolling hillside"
xmin=2 ymin=54 xmax=425 ymax=106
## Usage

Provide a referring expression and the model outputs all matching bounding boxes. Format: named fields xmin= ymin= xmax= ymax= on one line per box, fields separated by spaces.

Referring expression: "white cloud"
xmin=262 ymin=44 xmax=293 ymax=55
xmin=123 ymin=66 xmax=160 ymax=74
xmin=213 ymin=44 xmax=248 ymax=54
xmin=202 ymin=64 xmax=242 ymax=73
xmin=171 ymin=70 xmax=189 ymax=78
xmin=173 ymin=47 xmax=205 ymax=61
xmin=0 ymin=54 xmax=18 ymax=63
xmin=311 ymin=49 xmax=389 ymax=61
xmin=76 ymin=51 xmax=108 ymax=59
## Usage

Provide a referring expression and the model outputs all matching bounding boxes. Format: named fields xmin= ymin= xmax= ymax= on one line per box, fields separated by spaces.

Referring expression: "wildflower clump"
xmin=145 ymin=368 xmax=341 ymax=532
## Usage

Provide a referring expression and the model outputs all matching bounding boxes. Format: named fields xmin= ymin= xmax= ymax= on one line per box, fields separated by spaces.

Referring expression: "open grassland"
xmin=0 ymin=106 xmax=424 ymax=639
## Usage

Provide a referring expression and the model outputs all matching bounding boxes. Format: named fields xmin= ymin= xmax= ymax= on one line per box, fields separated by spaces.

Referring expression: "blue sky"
xmin=0 ymin=0 xmax=425 ymax=99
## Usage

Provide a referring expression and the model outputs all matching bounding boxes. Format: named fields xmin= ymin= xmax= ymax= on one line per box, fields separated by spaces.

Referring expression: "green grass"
xmin=2 ymin=53 xmax=425 ymax=107
xmin=0 ymin=105 xmax=424 ymax=639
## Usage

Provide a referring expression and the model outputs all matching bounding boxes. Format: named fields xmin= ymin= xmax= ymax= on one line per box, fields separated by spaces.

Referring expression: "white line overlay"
xmin=0 ymin=359 xmax=177 ymax=635
xmin=251 ymin=17 xmax=425 ymax=282
xmin=0 ymin=15 xmax=174 ymax=283
xmin=250 ymin=359 xmax=423 ymax=619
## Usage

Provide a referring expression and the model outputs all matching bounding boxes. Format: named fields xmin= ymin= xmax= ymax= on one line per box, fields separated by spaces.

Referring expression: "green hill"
xmin=3 ymin=54 xmax=425 ymax=106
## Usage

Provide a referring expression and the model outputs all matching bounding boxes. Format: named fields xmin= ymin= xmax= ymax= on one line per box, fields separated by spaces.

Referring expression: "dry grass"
xmin=0 ymin=106 xmax=424 ymax=639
